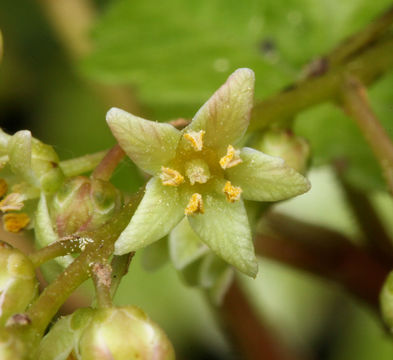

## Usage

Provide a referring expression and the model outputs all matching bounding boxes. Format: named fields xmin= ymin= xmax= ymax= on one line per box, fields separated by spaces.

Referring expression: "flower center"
xmin=185 ymin=159 xmax=210 ymax=185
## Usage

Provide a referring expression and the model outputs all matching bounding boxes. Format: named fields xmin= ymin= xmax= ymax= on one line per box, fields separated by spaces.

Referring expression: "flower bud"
xmin=38 ymin=308 xmax=94 ymax=360
xmin=7 ymin=130 xmax=64 ymax=194
xmin=0 ymin=329 xmax=27 ymax=360
xmin=50 ymin=176 xmax=123 ymax=237
xmin=380 ymin=270 xmax=393 ymax=332
xmin=78 ymin=306 xmax=175 ymax=360
xmin=0 ymin=241 xmax=38 ymax=326
xmin=255 ymin=129 xmax=310 ymax=173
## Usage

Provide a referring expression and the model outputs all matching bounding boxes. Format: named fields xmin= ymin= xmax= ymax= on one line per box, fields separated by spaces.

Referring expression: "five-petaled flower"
xmin=107 ymin=68 xmax=310 ymax=277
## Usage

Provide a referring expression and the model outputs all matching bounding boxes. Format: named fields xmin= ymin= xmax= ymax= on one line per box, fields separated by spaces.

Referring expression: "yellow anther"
xmin=219 ymin=145 xmax=242 ymax=169
xmin=159 ymin=167 xmax=185 ymax=186
xmin=3 ymin=213 xmax=30 ymax=233
xmin=183 ymin=130 xmax=205 ymax=151
xmin=185 ymin=193 xmax=204 ymax=215
xmin=223 ymin=181 xmax=242 ymax=203
xmin=0 ymin=193 xmax=24 ymax=212
xmin=0 ymin=179 xmax=7 ymax=198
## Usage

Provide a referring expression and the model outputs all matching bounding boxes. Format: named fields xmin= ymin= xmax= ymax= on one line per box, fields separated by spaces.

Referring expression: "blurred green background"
xmin=1 ymin=0 xmax=393 ymax=359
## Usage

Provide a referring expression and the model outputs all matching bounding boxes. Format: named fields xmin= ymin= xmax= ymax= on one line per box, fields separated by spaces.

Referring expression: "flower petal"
xmin=199 ymin=254 xmax=235 ymax=305
xmin=106 ymin=107 xmax=181 ymax=175
xmin=169 ymin=218 xmax=208 ymax=270
xmin=114 ymin=177 xmax=185 ymax=255
xmin=184 ymin=68 xmax=254 ymax=149
xmin=187 ymin=191 xmax=258 ymax=277
xmin=227 ymin=147 xmax=311 ymax=201
xmin=8 ymin=130 xmax=37 ymax=186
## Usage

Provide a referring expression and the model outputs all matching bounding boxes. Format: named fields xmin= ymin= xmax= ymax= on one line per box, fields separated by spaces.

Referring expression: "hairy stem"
xmin=341 ymin=75 xmax=393 ymax=194
xmin=250 ymin=37 xmax=393 ymax=131
xmin=28 ymin=237 xmax=81 ymax=268
xmin=91 ymin=263 xmax=113 ymax=308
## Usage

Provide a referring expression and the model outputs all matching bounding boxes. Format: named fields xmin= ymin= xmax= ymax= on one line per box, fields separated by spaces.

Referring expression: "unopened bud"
xmin=0 ymin=241 xmax=38 ymax=326
xmin=256 ymin=129 xmax=310 ymax=173
xmin=381 ymin=271 xmax=393 ymax=332
xmin=0 ymin=329 xmax=27 ymax=360
xmin=79 ymin=306 xmax=175 ymax=360
xmin=7 ymin=130 xmax=64 ymax=194
xmin=50 ymin=176 xmax=123 ymax=237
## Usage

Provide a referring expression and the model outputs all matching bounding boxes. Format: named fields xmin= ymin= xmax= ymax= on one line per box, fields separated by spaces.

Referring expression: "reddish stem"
xmin=91 ymin=144 xmax=125 ymax=181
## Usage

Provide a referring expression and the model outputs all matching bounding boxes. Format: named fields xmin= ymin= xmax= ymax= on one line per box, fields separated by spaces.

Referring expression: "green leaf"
xmin=188 ymin=190 xmax=257 ymax=277
xmin=106 ymin=107 xmax=181 ymax=175
xmin=114 ymin=177 xmax=185 ymax=255
xmin=169 ymin=218 xmax=208 ymax=270
xmin=227 ymin=147 xmax=310 ymax=201
xmin=82 ymin=0 xmax=390 ymax=119
xmin=184 ymin=68 xmax=254 ymax=150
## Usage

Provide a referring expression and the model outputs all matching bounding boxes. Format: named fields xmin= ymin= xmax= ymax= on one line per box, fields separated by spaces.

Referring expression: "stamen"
xmin=159 ymin=167 xmax=184 ymax=186
xmin=185 ymin=159 xmax=210 ymax=185
xmin=223 ymin=181 xmax=242 ymax=202
xmin=219 ymin=145 xmax=242 ymax=169
xmin=185 ymin=193 xmax=204 ymax=215
xmin=0 ymin=193 xmax=25 ymax=212
xmin=183 ymin=130 xmax=205 ymax=151
xmin=3 ymin=213 xmax=30 ymax=233
xmin=0 ymin=179 xmax=7 ymax=198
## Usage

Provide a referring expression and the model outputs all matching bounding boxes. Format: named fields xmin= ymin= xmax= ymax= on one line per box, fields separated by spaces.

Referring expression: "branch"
xmin=256 ymin=212 xmax=389 ymax=309
xmin=28 ymin=237 xmax=81 ymax=268
xmin=221 ymin=280 xmax=306 ymax=360
xmin=334 ymin=161 xmax=393 ymax=264
xmin=250 ymin=37 xmax=393 ymax=131
xmin=91 ymin=144 xmax=125 ymax=181
xmin=341 ymin=75 xmax=393 ymax=194
xmin=327 ymin=5 xmax=393 ymax=66
xmin=91 ymin=263 xmax=113 ymax=308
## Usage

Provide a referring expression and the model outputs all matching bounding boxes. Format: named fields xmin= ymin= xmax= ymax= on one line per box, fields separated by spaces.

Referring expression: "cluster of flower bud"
xmin=38 ymin=306 xmax=175 ymax=360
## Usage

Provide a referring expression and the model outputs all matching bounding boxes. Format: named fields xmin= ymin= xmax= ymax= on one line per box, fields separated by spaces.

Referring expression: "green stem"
xmin=59 ymin=150 xmax=107 ymax=177
xmin=91 ymin=263 xmax=113 ymax=308
xmin=28 ymin=237 xmax=81 ymax=268
xmin=327 ymin=5 xmax=393 ymax=66
xmin=250 ymin=37 xmax=393 ymax=131
xmin=341 ymin=75 xmax=393 ymax=195
xmin=7 ymin=191 xmax=143 ymax=352
xmin=91 ymin=144 xmax=125 ymax=181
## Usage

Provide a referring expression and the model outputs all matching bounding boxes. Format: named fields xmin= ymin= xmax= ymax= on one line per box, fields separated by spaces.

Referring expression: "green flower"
xmin=107 ymin=68 xmax=310 ymax=277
